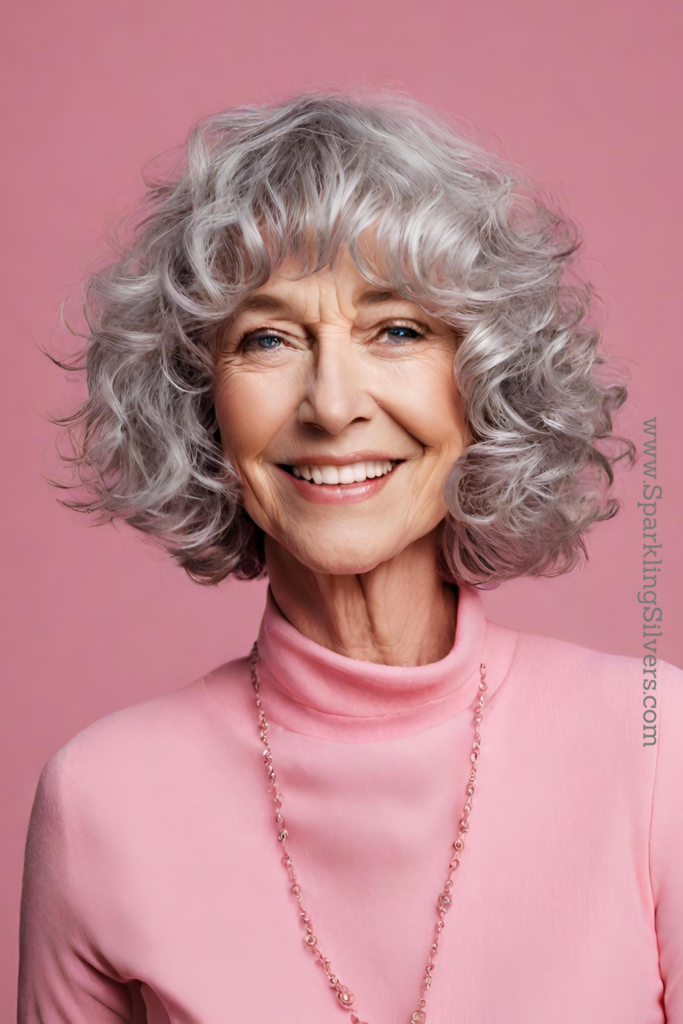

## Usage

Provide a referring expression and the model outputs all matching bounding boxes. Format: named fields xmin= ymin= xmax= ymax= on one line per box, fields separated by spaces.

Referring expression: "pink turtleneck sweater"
xmin=17 ymin=583 xmax=683 ymax=1023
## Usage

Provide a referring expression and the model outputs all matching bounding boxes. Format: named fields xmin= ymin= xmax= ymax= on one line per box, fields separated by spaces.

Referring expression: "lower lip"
xmin=275 ymin=463 xmax=401 ymax=504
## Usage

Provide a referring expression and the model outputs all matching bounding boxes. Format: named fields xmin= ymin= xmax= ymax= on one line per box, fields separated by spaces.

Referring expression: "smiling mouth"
xmin=278 ymin=460 xmax=406 ymax=486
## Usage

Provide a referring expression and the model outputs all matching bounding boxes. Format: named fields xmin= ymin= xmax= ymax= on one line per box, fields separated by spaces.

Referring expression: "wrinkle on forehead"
xmin=233 ymin=245 xmax=433 ymax=329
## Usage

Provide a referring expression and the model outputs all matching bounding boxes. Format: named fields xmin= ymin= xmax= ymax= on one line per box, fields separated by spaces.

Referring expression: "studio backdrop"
xmin=2 ymin=0 xmax=681 ymax=1017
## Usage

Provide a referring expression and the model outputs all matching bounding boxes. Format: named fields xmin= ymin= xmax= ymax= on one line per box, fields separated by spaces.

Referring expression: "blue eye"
xmin=384 ymin=325 xmax=423 ymax=342
xmin=238 ymin=322 xmax=425 ymax=353
xmin=243 ymin=332 xmax=284 ymax=350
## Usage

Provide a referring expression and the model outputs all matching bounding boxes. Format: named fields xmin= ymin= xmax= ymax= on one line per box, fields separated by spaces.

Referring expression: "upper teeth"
xmin=291 ymin=460 xmax=396 ymax=484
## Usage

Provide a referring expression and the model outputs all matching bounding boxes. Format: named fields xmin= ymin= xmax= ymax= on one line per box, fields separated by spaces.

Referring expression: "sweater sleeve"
xmin=17 ymin=747 xmax=143 ymax=1023
xmin=649 ymin=658 xmax=683 ymax=1021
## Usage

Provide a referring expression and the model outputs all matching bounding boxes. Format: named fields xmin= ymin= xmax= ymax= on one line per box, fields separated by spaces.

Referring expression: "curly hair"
xmin=49 ymin=89 xmax=635 ymax=586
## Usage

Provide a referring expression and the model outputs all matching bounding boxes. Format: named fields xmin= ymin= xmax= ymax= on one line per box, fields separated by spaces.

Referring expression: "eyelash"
xmin=238 ymin=320 xmax=426 ymax=353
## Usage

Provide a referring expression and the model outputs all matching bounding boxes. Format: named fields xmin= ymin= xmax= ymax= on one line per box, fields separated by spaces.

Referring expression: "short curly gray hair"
xmin=50 ymin=89 xmax=635 ymax=586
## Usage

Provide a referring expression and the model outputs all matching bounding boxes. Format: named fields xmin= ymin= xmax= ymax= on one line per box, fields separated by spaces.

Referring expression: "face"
xmin=214 ymin=245 xmax=470 ymax=575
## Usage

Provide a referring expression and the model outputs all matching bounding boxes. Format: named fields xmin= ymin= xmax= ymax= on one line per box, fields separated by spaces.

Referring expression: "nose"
xmin=297 ymin=332 xmax=376 ymax=435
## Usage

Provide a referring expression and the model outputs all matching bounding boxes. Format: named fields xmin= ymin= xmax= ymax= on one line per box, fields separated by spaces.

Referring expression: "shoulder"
xmin=32 ymin=667 xmax=232 ymax=836
xmin=502 ymin=620 xmax=681 ymax=700
xmin=50 ymin=672 xmax=208 ymax=765
xmin=490 ymin=620 xmax=683 ymax=829
xmin=492 ymin=617 xmax=683 ymax=753
xmin=21 ymin=669 xmax=240 ymax=955
xmin=650 ymin=656 xmax=683 ymax=782
xmin=512 ymin=622 xmax=639 ymax=672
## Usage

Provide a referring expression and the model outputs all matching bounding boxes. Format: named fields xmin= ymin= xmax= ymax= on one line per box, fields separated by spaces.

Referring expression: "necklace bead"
xmin=249 ymin=641 xmax=488 ymax=1023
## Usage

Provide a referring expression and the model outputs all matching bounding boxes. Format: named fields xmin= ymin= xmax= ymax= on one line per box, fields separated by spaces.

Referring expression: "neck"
xmin=263 ymin=530 xmax=457 ymax=668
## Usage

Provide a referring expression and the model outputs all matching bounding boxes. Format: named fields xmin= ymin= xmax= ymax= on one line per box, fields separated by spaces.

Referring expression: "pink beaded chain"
xmin=248 ymin=641 xmax=488 ymax=1024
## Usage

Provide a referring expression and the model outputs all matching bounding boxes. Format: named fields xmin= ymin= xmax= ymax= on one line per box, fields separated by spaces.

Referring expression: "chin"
xmin=293 ymin=545 xmax=396 ymax=577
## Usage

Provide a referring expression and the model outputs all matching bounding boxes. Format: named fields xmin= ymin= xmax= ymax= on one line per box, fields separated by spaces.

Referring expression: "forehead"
xmin=232 ymin=246 xmax=416 ymax=321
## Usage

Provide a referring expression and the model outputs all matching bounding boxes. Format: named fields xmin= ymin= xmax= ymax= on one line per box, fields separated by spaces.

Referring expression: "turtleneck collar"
xmin=254 ymin=581 xmax=500 ymax=742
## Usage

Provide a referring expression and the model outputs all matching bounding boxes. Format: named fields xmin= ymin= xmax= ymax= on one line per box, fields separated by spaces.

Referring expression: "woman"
xmin=18 ymin=92 xmax=683 ymax=1023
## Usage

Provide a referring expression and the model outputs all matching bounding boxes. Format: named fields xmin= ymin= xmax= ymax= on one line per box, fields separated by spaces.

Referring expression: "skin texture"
xmin=214 ymin=245 xmax=471 ymax=667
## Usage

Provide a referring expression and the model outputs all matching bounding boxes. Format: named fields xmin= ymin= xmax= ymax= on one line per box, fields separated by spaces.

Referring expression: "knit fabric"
xmin=18 ymin=583 xmax=683 ymax=1022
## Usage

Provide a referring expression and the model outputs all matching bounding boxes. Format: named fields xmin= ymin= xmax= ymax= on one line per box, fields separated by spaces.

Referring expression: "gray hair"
xmin=49 ymin=89 xmax=635 ymax=585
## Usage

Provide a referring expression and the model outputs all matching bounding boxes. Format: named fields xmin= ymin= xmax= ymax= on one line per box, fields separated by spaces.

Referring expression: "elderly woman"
xmin=18 ymin=92 xmax=683 ymax=1024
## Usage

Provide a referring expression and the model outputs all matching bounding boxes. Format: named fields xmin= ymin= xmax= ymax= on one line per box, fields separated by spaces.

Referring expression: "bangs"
xmin=183 ymin=99 xmax=485 ymax=324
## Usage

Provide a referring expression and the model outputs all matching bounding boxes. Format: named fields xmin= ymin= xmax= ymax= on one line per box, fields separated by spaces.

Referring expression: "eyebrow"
xmin=231 ymin=288 xmax=408 ymax=319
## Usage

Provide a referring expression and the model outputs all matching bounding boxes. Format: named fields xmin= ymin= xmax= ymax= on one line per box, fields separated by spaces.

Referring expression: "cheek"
xmin=214 ymin=371 xmax=293 ymax=461
xmin=390 ymin=362 xmax=467 ymax=456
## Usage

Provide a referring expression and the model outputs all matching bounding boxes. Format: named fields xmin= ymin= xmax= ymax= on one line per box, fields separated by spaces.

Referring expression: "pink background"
xmin=2 ymin=0 xmax=681 ymax=1014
